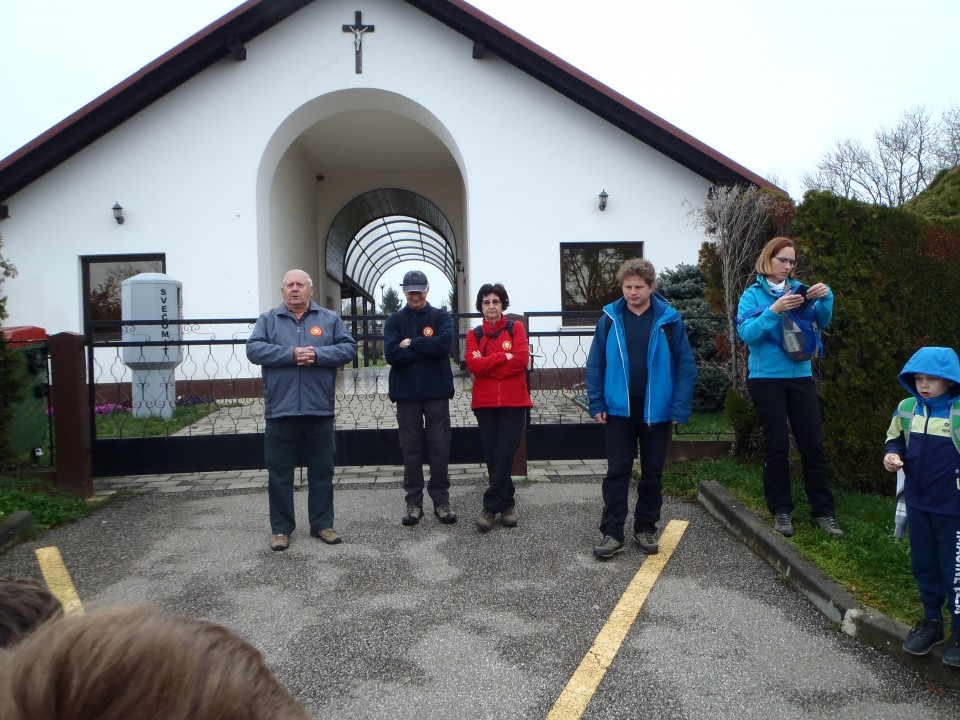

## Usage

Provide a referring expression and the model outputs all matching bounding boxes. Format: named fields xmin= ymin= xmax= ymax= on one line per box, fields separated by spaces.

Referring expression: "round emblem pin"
xmin=423 ymin=327 xmax=435 ymax=337
xmin=310 ymin=326 xmax=323 ymax=336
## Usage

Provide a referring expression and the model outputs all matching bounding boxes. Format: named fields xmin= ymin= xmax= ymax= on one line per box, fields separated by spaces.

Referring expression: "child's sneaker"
xmin=902 ymin=618 xmax=945 ymax=655
xmin=944 ymin=632 xmax=960 ymax=667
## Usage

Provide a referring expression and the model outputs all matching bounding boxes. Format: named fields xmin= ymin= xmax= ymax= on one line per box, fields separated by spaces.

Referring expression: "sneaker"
xmin=434 ymin=504 xmax=458 ymax=524
xmin=812 ymin=515 xmax=845 ymax=538
xmin=902 ymin=618 xmax=945 ymax=655
xmin=944 ymin=632 xmax=960 ymax=667
xmin=773 ymin=513 xmax=794 ymax=537
xmin=312 ymin=528 xmax=342 ymax=545
xmin=270 ymin=534 xmax=289 ymax=552
xmin=401 ymin=503 xmax=423 ymax=526
xmin=499 ymin=507 xmax=518 ymax=527
xmin=592 ymin=535 xmax=624 ymax=560
xmin=633 ymin=531 xmax=659 ymax=555
xmin=476 ymin=509 xmax=496 ymax=532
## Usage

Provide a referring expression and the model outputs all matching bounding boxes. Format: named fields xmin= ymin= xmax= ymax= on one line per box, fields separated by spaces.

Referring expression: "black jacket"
xmin=383 ymin=304 xmax=454 ymax=402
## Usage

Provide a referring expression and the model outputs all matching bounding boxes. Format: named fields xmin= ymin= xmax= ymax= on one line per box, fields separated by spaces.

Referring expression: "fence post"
xmin=48 ymin=332 xmax=93 ymax=498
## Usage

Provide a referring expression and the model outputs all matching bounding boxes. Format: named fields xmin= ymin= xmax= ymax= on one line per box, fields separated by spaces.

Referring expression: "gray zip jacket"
xmin=246 ymin=301 xmax=357 ymax=419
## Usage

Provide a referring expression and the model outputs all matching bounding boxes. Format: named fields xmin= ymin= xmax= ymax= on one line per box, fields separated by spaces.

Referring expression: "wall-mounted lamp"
xmin=455 ymin=259 xmax=464 ymax=275
xmin=112 ymin=202 xmax=124 ymax=224
xmin=598 ymin=190 xmax=609 ymax=212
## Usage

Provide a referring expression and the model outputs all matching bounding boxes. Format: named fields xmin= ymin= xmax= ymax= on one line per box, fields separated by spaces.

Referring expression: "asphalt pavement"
xmin=1 ymin=465 xmax=959 ymax=718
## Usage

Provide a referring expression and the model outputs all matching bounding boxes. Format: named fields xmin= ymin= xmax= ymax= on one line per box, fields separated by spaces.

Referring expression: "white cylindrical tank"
xmin=121 ymin=273 xmax=184 ymax=419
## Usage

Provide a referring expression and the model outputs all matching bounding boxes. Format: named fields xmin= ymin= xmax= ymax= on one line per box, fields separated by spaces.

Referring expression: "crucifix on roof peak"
xmin=342 ymin=10 xmax=375 ymax=74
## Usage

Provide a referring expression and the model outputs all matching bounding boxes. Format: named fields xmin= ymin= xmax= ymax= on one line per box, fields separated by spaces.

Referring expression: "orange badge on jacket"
xmin=502 ymin=341 xmax=512 ymax=350
xmin=423 ymin=327 xmax=434 ymax=337
xmin=310 ymin=326 xmax=323 ymax=336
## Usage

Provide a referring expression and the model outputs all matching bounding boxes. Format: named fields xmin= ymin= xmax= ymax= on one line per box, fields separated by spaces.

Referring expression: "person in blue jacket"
xmin=737 ymin=236 xmax=843 ymax=539
xmin=883 ymin=346 xmax=960 ymax=667
xmin=586 ymin=258 xmax=697 ymax=560
xmin=247 ymin=269 xmax=357 ymax=551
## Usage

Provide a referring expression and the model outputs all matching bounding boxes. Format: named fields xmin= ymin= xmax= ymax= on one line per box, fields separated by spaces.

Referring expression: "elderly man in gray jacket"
xmin=247 ymin=269 xmax=357 ymax=551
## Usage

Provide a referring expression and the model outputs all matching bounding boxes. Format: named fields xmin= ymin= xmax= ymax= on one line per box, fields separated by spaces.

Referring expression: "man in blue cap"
xmin=384 ymin=269 xmax=458 ymax=526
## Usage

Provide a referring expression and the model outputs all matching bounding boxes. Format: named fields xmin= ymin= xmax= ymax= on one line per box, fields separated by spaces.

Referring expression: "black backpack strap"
xmin=474 ymin=320 xmax=515 ymax=353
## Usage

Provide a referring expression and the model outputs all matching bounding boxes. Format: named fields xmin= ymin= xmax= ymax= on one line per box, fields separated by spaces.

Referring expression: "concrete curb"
xmin=697 ymin=480 xmax=960 ymax=690
xmin=0 ymin=510 xmax=36 ymax=555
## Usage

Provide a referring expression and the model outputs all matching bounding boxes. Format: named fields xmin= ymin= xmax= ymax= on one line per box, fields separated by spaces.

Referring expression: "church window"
xmin=559 ymin=242 xmax=643 ymax=324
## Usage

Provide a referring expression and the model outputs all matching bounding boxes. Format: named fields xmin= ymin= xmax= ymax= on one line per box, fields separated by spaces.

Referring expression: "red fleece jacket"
xmin=465 ymin=316 xmax=533 ymax=409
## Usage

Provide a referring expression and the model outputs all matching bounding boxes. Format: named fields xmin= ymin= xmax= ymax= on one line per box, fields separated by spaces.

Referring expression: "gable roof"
xmin=0 ymin=0 xmax=781 ymax=202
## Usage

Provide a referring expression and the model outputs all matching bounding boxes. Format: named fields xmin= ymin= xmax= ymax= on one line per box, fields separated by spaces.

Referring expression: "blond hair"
xmin=754 ymin=236 xmax=796 ymax=276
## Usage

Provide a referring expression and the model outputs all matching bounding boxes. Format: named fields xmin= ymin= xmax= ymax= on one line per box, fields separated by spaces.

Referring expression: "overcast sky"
xmin=2 ymin=0 xmax=957 ymax=299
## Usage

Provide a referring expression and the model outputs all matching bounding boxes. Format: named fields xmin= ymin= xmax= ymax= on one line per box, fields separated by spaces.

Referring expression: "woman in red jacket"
xmin=465 ymin=283 xmax=533 ymax=532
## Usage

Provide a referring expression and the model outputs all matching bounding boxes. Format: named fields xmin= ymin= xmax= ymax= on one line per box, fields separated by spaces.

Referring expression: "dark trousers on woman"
xmin=475 ymin=407 xmax=525 ymax=513
xmin=265 ymin=415 xmax=335 ymax=535
xmin=599 ymin=402 xmax=670 ymax=543
xmin=396 ymin=399 xmax=451 ymax=507
xmin=748 ymin=377 xmax=836 ymax=517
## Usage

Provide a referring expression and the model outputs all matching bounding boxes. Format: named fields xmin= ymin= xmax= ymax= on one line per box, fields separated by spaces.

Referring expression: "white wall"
xmin=2 ymin=0 xmax=715 ymax=334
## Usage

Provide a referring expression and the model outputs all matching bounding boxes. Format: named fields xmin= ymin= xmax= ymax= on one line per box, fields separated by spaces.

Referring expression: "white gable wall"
xmin=2 ymin=0 xmax=712 ymax=333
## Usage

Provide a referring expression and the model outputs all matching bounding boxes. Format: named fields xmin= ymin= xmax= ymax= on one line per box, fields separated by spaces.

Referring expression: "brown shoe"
xmin=499 ymin=507 xmax=518 ymax=527
xmin=312 ymin=528 xmax=342 ymax=545
xmin=476 ymin=509 xmax=495 ymax=532
xmin=270 ymin=534 xmax=289 ymax=551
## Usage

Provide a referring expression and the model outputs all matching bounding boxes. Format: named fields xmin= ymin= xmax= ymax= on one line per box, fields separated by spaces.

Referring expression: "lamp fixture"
xmin=112 ymin=202 xmax=124 ymax=224
xmin=598 ymin=190 xmax=609 ymax=212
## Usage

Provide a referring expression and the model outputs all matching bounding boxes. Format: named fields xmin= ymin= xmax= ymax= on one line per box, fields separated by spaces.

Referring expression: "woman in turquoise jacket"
xmin=736 ymin=236 xmax=843 ymax=539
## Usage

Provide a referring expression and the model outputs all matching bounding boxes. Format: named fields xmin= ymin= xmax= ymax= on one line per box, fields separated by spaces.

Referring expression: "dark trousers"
xmin=599 ymin=404 xmax=670 ymax=542
xmin=396 ymin=399 xmax=451 ymax=506
xmin=475 ymin=407 xmax=525 ymax=513
xmin=748 ymin=377 xmax=836 ymax=517
xmin=264 ymin=415 xmax=335 ymax=535
xmin=907 ymin=505 xmax=960 ymax=628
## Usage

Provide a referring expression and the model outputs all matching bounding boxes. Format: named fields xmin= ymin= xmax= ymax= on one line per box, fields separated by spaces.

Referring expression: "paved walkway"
xmin=92 ymin=459 xmax=608 ymax=496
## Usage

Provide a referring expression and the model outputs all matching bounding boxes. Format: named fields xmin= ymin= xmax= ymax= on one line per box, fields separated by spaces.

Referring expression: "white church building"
xmin=0 ymin=0 xmax=777 ymax=334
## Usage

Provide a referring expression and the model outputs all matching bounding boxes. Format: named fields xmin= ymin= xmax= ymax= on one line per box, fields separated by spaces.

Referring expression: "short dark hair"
xmin=0 ymin=577 xmax=63 ymax=649
xmin=475 ymin=283 xmax=510 ymax=312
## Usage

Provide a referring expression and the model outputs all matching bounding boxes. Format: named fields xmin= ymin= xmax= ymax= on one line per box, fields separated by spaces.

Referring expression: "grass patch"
xmin=675 ymin=411 xmax=734 ymax=439
xmin=0 ymin=473 xmax=93 ymax=530
xmin=663 ymin=456 xmax=920 ymax=625
xmin=95 ymin=401 xmax=221 ymax=439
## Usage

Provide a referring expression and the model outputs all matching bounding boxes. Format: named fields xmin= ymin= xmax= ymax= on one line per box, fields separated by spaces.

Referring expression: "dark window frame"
xmin=559 ymin=241 xmax=644 ymax=325
xmin=81 ymin=253 xmax=166 ymax=338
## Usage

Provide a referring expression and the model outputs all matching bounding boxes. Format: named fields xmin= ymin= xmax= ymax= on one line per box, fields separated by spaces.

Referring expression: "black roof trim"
xmin=0 ymin=0 xmax=781 ymax=201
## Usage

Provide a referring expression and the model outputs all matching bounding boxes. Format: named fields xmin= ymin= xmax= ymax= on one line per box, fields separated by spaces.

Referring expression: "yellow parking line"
xmin=35 ymin=546 xmax=84 ymax=616
xmin=546 ymin=519 xmax=688 ymax=720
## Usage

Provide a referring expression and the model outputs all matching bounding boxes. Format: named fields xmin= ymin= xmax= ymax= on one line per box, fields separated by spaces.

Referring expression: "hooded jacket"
xmin=736 ymin=275 xmax=834 ymax=379
xmin=585 ymin=294 xmax=696 ymax=423
xmin=246 ymin=301 xmax=357 ymax=419
xmin=383 ymin=303 xmax=455 ymax=402
xmin=884 ymin=346 xmax=960 ymax=517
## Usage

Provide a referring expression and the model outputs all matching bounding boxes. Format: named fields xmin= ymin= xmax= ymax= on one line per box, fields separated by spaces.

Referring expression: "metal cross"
xmin=342 ymin=10 xmax=375 ymax=74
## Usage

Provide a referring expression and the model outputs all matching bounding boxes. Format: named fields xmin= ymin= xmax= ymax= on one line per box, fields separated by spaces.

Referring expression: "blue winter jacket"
xmin=585 ymin=295 xmax=697 ymax=423
xmin=736 ymin=275 xmax=834 ymax=379
xmin=884 ymin=346 xmax=960 ymax=517
xmin=246 ymin=301 xmax=357 ymax=419
xmin=383 ymin=303 xmax=455 ymax=402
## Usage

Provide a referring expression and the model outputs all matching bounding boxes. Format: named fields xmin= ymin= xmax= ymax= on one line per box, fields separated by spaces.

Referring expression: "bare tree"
xmin=803 ymin=106 xmax=958 ymax=206
xmin=689 ymin=184 xmax=779 ymax=391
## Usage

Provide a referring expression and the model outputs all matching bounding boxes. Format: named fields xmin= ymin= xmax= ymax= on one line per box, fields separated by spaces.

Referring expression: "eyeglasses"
xmin=481 ymin=299 xmax=501 ymax=306
xmin=773 ymin=256 xmax=798 ymax=267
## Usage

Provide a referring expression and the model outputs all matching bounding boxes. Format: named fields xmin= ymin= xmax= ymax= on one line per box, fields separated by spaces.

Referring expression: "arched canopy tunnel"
xmin=325 ymin=188 xmax=459 ymax=308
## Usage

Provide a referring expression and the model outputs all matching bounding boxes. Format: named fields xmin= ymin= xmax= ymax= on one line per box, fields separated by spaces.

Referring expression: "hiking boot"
xmin=592 ymin=535 xmax=624 ymax=560
xmin=312 ymin=528 xmax=342 ymax=545
xmin=434 ymin=504 xmax=458 ymax=524
xmin=476 ymin=509 xmax=496 ymax=532
xmin=633 ymin=531 xmax=659 ymax=555
xmin=270 ymin=534 xmax=289 ymax=552
xmin=944 ymin=632 xmax=960 ymax=667
xmin=773 ymin=513 xmax=794 ymax=537
xmin=902 ymin=618 xmax=945 ymax=655
xmin=500 ymin=507 xmax=518 ymax=527
xmin=812 ymin=515 xmax=845 ymax=538
xmin=402 ymin=503 xmax=423 ymax=526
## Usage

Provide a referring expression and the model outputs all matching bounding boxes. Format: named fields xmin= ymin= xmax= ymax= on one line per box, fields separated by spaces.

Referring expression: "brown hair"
xmin=0 ymin=577 xmax=63 ymax=648
xmin=475 ymin=283 xmax=510 ymax=312
xmin=0 ymin=604 xmax=309 ymax=720
xmin=755 ymin=236 xmax=796 ymax=276
xmin=615 ymin=258 xmax=656 ymax=288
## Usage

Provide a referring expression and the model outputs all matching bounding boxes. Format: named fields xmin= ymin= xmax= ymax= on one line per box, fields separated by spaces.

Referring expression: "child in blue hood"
xmin=883 ymin=346 xmax=960 ymax=667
